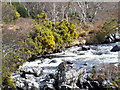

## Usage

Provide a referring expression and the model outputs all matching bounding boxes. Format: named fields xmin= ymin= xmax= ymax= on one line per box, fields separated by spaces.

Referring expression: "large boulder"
xmin=111 ymin=45 xmax=120 ymax=52
xmin=21 ymin=66 xmax=43 ymax=77
xmin=82 ymin=81 xmax=101 ymax=89
xmin=104 ymin=34 xmax=115 ymax=43
xmin=104 ymin=33 xmax=120 ymax=43
xmin=55 ymin=61 xmax=86 ymax=90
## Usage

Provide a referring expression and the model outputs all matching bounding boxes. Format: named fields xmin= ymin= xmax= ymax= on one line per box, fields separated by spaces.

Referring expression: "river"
xmin=12 ymin=42 xmax=119 ymax=89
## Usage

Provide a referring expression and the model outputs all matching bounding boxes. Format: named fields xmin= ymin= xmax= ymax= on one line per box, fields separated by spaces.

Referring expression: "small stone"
xmin=49 ymin=60 xmax=57 ymax=63
xmin=83 ymin=63 xmax=87 ymax=66
xmin=81 ymin=46 xmax=90 ymax=51
xmin=66 ymin=61 xmax=73 ymax=64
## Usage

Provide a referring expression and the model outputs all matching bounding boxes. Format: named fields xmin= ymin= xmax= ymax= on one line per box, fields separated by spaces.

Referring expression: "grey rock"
xmin=61 ymin=84 xmax=80 ymax=90
xmin=21 ymin=66 xmax=43 ymax=77
xmin=55 ymin=61 xmax=86 ymax=89
xmin=49 ymin=60 xmax=57 ymax=64
xmin=111 ymin=45 xmax=120 ymax=52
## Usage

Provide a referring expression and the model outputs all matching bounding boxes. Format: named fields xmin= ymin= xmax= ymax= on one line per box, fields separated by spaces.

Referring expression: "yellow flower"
xmin=15 ymin=11 xmax=20 ymax=19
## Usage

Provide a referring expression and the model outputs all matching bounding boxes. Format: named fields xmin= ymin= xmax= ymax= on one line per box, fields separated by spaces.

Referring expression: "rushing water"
xmin=59 ymin=42 xmax=119 ymax=71
xmin=12 ymin=42 xmax=119 ymax=89
xmin=13 ymin=42 xmax=119 ymax=75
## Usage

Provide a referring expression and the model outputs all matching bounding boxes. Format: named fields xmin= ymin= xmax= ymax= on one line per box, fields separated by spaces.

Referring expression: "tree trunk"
xmin=53 ymin=2 xmax=56 ymax=23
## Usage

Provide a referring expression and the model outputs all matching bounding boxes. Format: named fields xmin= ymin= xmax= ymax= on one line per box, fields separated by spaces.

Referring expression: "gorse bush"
xmin=2 ymin=52 xmax=24 ymax=89
xmin=23 ymin=13 xmax=78 ymax=57
xmin=106 ymin=78 xmax=120 ymax=89
xmin=55 ymin=19 xmax=78 ymax=43
xmin=2 ymin=13 xmax=78 ymax=89
xmin=2 ymin=3 xmax=20 ymax=23
xmin=26 ymin=24 xmax=56 ymax=55
xmin=112 ymin=78 xmax=120 ymax=88
xmin=2 ymin=24 xmax=26 ymax=89
xmin=2 ymin=73 xmax=15 ymax=90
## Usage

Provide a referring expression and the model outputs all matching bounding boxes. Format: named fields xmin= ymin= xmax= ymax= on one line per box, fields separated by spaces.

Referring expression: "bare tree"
xmin=60 ymin=2 xmax=71 ymax=21
xmin=77 ymin=2 xmax=103 ymax=25
xmin=52 ymin=2 xmax=56 ymax=23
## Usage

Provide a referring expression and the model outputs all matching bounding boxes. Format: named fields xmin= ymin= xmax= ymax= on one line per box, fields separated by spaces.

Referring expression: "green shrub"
xmin=112 ymin=78 xmax=120 ymax=88
xmin=96 ymin=30 xmax=106 ymax=43
xmin=2 ymin=52 xmax=25 ymax=89
xmin=23 ymin=13 xmax=78 ymax=57
xmin=22 ymin=13 xmax=55 ymax=57
xmin=96 ymin=19 xmax=118 ymax=43
xmin=16 ymin=6 xmax=28 ymax=18
xmin=2 ymin=3 xmax=20 ymax=23
xmin=55 ymin=19 xmax=78 ymax=44
xmin=11 ymin=2 xmax=28 ymax=18
xmin=2 ymin=73 xmax=15 ymax=89
xmin=53 ymin=32 xmax=63 ymax=49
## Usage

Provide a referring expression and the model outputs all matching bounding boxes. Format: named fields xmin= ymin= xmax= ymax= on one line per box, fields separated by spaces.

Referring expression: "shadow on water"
xmin=28 ymin=54 xmax=75 ymax=62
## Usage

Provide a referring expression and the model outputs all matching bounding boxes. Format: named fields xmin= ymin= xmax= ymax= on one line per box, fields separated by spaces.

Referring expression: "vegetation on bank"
xmin=22 ymin=13 xmax=78 ymax=58
xmin=96 ymin=19 xmax=118 ymax=43
xmin=2 ymin=2 xmax=119 ymax=89
xmin=2 ymin=3 xmax=20 ymax=23
xmin=112 ymin=78 xmax=120 ymax=89
xmin=2 ymin=13 xmax=78 ymax=89
xmin=86 ymin=19 xmax=118 ymax=44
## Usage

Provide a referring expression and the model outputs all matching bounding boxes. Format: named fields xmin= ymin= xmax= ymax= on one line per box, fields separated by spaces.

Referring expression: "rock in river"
xmin=13 ymin=60 xmax=87 ymax=90
xmin=111 ymin=45 xmax=120 ymax=52
xmin=55 ymin=61 xmax=86 ymax=90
